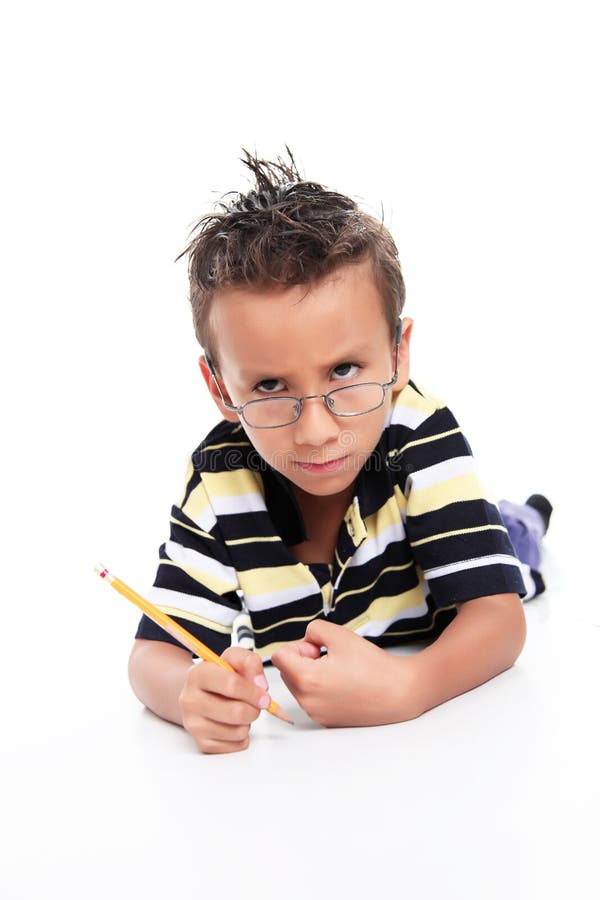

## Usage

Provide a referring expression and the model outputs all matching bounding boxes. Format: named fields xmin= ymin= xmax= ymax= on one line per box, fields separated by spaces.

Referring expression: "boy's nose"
xmin=292 ymin=395 xmax=340 ymax=448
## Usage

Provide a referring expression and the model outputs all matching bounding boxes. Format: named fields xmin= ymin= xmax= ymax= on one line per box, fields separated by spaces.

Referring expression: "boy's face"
xmin=200 ymin=260 xmax=413 ymax=501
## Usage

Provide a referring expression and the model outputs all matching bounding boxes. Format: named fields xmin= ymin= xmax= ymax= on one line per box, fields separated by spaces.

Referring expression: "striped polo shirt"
xmin=135 ymin=380 xmax=528 ymax=661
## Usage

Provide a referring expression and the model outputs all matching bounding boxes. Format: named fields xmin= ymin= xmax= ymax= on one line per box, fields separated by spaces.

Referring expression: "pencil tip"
xmin=270 ymin=703 xmax=294 ymax=725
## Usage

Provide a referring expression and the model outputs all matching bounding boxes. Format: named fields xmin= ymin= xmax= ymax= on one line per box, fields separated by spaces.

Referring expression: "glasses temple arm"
xmin=205 ymin=356 xmax=239 ymax=411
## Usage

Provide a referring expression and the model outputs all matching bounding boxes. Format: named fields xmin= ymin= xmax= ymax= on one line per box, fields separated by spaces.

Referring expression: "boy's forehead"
xmin=236 ymin=339 xmax=377 ymax=379
xmin=210 ymin=260 xmax=390 ymax=366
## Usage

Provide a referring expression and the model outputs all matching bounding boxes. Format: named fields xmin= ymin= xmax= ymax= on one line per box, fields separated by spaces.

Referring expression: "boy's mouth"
xmin=295 ymin=455 xmax=349 ymax=473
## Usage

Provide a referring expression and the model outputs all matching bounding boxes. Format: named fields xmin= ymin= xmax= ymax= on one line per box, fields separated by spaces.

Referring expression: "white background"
xmin=1 ymin=2 xmax=598 ymax=898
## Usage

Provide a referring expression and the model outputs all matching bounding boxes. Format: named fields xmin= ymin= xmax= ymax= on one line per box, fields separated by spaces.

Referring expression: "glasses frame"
xmin=206 ymin=319 xmax=403 ymax=430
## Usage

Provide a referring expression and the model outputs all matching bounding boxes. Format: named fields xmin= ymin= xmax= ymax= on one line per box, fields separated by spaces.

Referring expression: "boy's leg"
xmin=498 ymin=495 xmax=552 ymax=572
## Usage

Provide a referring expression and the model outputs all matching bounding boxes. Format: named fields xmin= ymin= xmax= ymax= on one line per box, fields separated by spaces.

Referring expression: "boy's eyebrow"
xmin=240 ymin=343 xmax=377 ymax=380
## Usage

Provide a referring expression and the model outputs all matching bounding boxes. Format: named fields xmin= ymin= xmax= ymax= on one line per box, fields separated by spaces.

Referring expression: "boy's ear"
xmin=198 ymin=355 xmax=239 ymax=422
xmin=391 ymin=317 xmax=413 ymax=393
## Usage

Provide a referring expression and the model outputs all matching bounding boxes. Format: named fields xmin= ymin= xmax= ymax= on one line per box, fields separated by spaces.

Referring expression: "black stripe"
xmin=427 ymin=563 xmax=526 ymax=604
xmin=135 ymin=613 xmax=230 ymax=657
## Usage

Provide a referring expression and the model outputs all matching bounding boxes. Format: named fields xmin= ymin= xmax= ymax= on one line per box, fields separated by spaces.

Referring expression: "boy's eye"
xmin=255 ymin=378 xmax=285 ymax=394
xmin=332 ymin=362 xmax=360 ymax=379
xmin=254 ymin=363 xmax=360 ymax=394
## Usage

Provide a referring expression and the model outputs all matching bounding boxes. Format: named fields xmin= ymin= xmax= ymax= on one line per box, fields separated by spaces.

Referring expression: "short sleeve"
xmin=135 ymin=462 xmax=242 ymax=656
xmin=400 ymin=405 xmax=526 ymax=606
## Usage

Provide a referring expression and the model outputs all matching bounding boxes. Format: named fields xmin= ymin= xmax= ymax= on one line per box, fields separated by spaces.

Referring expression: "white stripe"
xmin=188 ymin=504 xmax=217 ymax=533
xmin=388 ymin=403 xmax=430 ymax=430
xmin=148 ymin=586 xmax=239 ymax=627
xmin=518 ymin=561 xmax=537 ymax=601
xmin=355 ymin=598 xmax=431 ymax=636
xmin=245 ymin=581 xmax=317 ymax=613
xmin=342 ymin=520 xmax=408 ymax=576
xmin=164 ymin=540 xmax=238 ymax=588
xmin=211 ymin=492 xmax=266 ymax=516
xmin=406 ymin=455 xmax=475 ymax=492
xmin=424 ymin=553 xmax=521 ymax=581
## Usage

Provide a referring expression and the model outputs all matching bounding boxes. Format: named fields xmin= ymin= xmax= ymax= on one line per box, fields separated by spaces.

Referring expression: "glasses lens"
xmin=327 ymin=383 xmax=384 ymax=415
xmin=243 ymin=397 xmax=300 ymax=428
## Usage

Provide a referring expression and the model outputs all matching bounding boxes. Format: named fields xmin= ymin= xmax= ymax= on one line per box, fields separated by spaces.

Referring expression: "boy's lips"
xmin=295 ymin=455 xmax=349 ymax=472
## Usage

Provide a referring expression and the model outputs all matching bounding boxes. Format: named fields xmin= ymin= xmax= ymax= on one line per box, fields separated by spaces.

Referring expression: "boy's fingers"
xmin=273 ymin=640 xmax=321 ymax=661
xmin=199 ymin=691 xmax=262 ymax=726
xmin=193 ymin=659 xmax=270 ymax=709
xmin=197 ymin=737 xmax=250 ymax=755
xmin=223 ymin=646 xmax=270 ymax=692
xmin=304 ymin=618 xmax=349 ymax=652
xmin=271 ymin=643 xmax=316 ymax=685
xmin=185 ymin=711 xmax=253 ymax=744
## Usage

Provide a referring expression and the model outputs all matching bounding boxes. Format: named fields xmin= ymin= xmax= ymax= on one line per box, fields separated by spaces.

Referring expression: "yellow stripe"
xmin=402 ymin=427 xmax=462 ymax=451
xmin=169 ymin=515 xmax=215 ymax=541
xmin=201 ymin=469 xmax=263 ymax=498
xmin=333 ymin=562 xmax=414 ymax=606
xmin=201 ymin=440 xmax=252 ymax=452
xmin=411 ymin=523 xmax=507 ymax=547
xmin=393 ymin=484 xmax=408 ymax=513
xmin=354 ymin=585 xmax=426 ymax=624
xmin=363 ymin=495 xmax=404 ymax=537
xmin=225 ymin=535 xmax=281 ymax=546
xmin=159 ymin=559 xmax=238 ymax=595
xmin=408 ymin=472 xmax=485 ymax=517
xmin=239 ymin=562 xmax=314 ymax=596
xmin=181 ymin=479 xmax=212 ymax=523
xmin=155 ymin=606 xmax=233 ymax=635
xmin=394 ymin=382 xmax=445 ymax=414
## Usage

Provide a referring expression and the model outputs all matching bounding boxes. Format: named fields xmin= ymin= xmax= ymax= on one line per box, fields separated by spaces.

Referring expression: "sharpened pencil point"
xmin=268 ymin=701 xmax=294 ymax=724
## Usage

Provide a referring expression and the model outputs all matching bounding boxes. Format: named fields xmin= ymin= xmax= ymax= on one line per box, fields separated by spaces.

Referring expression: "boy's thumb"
xmin=304 ymin=618 xmax=343 ymax=652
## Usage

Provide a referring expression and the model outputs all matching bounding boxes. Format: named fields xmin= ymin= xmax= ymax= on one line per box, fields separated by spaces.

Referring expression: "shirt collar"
xmin=259 ymin=439 xmax=389 ymax=548
xmin=260 ymin=464 xmax=308 ymax=546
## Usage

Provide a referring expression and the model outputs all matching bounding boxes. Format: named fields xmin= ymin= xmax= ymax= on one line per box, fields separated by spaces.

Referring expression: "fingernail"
xmin=258 ymin=694 xmax=271 ymax=710
xmin=254 ymin=674 xmax=268 ymax=690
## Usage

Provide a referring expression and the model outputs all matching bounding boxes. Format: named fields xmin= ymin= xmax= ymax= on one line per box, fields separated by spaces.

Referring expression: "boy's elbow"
xmin=480 ymin=592 xmax=527 ymax=668
xmin=127 ymin=639 xmax=193 ymax=724
xmin=127 ymin=638 xmax=174 ymax=702
xmin=507 ymin=593 xmax=527 ymax=664
xmin=128 ymin=639 xmax=150 ymax=702
xmin=456 ymin=592 xmax=527 ymax=670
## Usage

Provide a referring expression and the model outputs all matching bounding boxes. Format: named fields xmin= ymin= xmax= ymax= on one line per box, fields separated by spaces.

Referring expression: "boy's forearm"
xmin=407 ymin=593 xmax=526 ymax=716
xmin=128 ymin=639 xmax=195 ymax=726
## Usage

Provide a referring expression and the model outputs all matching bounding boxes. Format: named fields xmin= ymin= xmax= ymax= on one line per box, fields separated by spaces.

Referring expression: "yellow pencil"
xmin=95 ymin=564 xmax=293 ymax=724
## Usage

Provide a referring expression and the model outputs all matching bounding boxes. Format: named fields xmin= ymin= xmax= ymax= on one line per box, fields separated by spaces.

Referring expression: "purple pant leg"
xmin=498 ymin=499 xmax=545 ymax=570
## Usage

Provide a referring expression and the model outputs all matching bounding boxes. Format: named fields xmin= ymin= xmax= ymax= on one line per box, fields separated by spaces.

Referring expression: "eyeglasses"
xmin=206 ymin=319 xmax=402 ymax=429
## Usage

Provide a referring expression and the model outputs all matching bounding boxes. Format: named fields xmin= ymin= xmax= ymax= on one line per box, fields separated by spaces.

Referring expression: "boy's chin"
xmin=282 ymin=467 xmax=360 ymax=498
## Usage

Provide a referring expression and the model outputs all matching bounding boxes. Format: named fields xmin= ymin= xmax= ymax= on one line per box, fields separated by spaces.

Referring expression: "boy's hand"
xmin=178 ymin=648 xmax=271 ymax=754
xmin=271 ymin=620 xmax=420 ymax=727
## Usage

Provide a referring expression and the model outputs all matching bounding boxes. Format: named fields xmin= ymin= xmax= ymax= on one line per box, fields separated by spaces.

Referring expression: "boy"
xmin=128 ymin=150 xmax=551 ymax=754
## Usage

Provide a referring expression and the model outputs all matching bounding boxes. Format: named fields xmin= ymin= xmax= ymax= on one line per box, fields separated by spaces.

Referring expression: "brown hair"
xmin=177 ymin=149 xmax=406 ymax=365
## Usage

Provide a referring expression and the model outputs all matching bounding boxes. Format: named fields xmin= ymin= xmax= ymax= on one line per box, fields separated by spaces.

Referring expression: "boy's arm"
xmin=128 ymin=639 xmax=192 ymax=725
xmin=272 ymin=592 xmax=526 ymax=727
xmin=408 ymin=592 xmax=526 ymax=714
